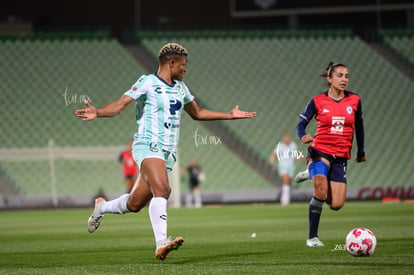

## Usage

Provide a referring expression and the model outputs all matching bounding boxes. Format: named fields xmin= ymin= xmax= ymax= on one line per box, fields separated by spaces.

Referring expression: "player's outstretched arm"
xmin=184 ymin=100 xmax=256 ymax=121
xmin=75 ymin=95 xmax=134 ymax=121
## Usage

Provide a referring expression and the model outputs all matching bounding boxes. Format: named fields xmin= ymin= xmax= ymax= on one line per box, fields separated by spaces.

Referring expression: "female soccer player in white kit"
xmin=269 ymin=133 xmax=299 ymax=205
xmin=75 ymin=43 xmax=256 ymax=260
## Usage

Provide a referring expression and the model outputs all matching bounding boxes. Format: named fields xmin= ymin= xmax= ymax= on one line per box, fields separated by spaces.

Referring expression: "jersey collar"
xmin=324 ymin=90 xmax=350 ymax=102
xmin=154 ymin=72 xmax=176 ymax=88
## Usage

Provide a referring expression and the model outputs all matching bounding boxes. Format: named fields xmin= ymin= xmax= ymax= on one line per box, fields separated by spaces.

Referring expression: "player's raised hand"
xmin=75 ymin=100 xmax=98 ymax=121
xmin=230 ymin=105 xmax=256 ymax=119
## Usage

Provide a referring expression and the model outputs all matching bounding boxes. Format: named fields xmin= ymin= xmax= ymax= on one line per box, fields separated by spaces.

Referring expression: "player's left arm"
xmin=355 ymin=99 xmax=366 ymax=162
xmin=184 ymin=100 xmax=256 ymax=120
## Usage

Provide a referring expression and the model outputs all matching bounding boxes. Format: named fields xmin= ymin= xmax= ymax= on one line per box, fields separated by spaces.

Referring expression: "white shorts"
xmin=278 ymin=163 xmax=295 ymax=178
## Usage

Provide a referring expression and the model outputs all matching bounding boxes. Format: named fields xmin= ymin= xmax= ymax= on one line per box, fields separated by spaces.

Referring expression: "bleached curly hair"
xmin=158 ymin=43 xmax=188 ymax=62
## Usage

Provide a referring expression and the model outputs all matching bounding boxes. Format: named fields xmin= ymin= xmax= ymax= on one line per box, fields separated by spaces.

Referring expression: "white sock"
xmin=194 ymin=190 xmax=202 ymax=208
xmin=101 ymin=194 xmax=130 ymax=214
xmin=185 ymin=192 xmax=192 ymax=207
xmin=149 ymin=197 xmax=168 ymax=243
xmin=281 ymin=185 xmax=291 ymax=205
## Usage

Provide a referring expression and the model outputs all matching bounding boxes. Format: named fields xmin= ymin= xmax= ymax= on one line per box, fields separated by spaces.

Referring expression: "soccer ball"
xmin=345 ymin=227 xmax=377 ymax=257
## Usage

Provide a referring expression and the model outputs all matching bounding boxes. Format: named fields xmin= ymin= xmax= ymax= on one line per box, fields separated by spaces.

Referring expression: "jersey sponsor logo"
xmin=346 ymin=106 xmax=353 ymax=114
xmin=164 ymin=121 xmax=179 ymax=129
xmin=153 ymin=85 xmax=180 ymax=95
xmin=169 ymin=99 xmax=182 ymax=115
xmin=149 ymin=142 xmax=159 ymax=152
xmin=177 ymin=84 xmax=185 ymax=96
xmin=154 ymin=86 xmax=162 ymax=94
xmin=331 ymin=116 xmax=345 ymax=134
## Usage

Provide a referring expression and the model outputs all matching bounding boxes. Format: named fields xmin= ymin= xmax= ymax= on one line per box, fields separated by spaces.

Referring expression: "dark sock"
xmin=309 ymin=196 xmax=324 ymax=239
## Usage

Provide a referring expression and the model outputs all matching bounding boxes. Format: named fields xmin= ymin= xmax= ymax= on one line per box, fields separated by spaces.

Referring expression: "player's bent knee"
xmin=313 ymin=174 xmax=327 ymax=183
xmin=313 ymin=175 xmax=328 ymax=193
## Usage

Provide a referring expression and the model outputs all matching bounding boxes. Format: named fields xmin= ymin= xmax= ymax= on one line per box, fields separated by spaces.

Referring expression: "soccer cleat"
xmin=295 ymin=169 xmax=310 ymax=183
xmin=155 ymin=236 xmax=184 ymax=260
xmin=87 ymin=197 xmax=106 ymax=233
xmin=306 ymin=237 xmax=325 ymax=247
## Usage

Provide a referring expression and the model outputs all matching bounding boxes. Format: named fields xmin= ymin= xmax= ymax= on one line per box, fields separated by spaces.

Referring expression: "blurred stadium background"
xmin=0 ymin=0 xmax=413 ymax=208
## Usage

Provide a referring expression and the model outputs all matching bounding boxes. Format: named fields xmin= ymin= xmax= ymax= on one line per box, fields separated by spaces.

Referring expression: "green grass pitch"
xmin=0 ymin=201 xmax=413 ymax=274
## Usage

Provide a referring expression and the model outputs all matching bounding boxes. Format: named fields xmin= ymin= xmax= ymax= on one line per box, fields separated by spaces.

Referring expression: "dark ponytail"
xmin=321 ymin=62 xmax=346 ymax=78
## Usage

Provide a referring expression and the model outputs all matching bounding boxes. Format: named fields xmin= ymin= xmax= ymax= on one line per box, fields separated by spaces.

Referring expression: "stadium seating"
xmin=379 ymin=29 xmax=414 ymax=65
xmin=1 ymin=29 xmax=413 ymax=200
xmin=0 ymin=37 xmax=140 ymax=148
xmin=0 ymin=36 xmax=144 ymax=196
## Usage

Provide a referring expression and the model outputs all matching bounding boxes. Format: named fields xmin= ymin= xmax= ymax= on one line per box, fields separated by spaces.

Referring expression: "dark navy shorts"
xmin=308 ymin=148 xmax=347 ymax=183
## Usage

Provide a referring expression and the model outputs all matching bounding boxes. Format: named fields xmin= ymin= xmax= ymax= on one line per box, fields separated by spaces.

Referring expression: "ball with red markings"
xmin=345 ymin=227 xmax=377 ymax=257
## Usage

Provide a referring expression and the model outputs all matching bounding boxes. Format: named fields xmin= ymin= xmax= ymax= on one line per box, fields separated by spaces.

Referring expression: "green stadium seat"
xmin=379 ymin=29 xmax=414 ymax=65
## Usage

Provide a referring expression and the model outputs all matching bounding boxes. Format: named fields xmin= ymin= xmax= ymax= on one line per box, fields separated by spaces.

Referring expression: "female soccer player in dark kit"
xmin=296 ymin=62 xmax=366 ymax=247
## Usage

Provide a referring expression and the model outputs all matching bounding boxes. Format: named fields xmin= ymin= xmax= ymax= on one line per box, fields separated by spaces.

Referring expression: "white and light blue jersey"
xmin=124 ymin=73 xmax=194 ymax=153
xmin=274 ymin=141 xmax=298 ymax=167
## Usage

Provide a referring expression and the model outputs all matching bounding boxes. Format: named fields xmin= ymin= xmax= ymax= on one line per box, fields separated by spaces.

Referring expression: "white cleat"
xmin=155 ymin=236 xmax=184 ymax=260
xmin=306 ymin=237 xmax=325 ymax=247
xmin=87 ymin=197 xmax=106 ymax=233
xmin=295 ymin=169 xmax=310 ymax=183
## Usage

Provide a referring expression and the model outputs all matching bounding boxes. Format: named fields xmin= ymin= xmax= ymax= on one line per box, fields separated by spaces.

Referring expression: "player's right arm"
xmin=268 ymin=151 xmax=277 ymax=167
xmin=296 ymin=99 xmax=316 ymax=144
xmin=75 ymin=95 xmax=134 ymax=121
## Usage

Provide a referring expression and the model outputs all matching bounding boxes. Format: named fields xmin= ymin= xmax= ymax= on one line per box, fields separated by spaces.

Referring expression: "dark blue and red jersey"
xmin=296 ymin=91 xmax=365 ymax=159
